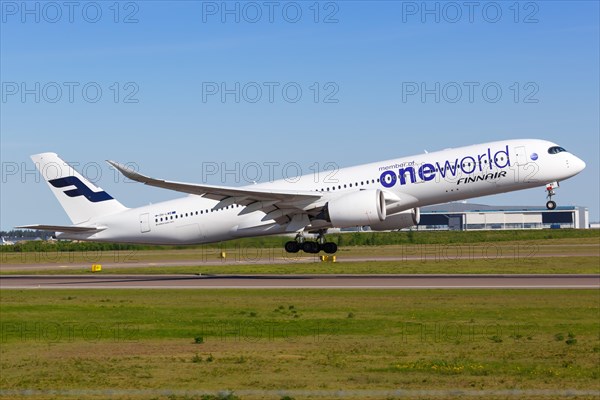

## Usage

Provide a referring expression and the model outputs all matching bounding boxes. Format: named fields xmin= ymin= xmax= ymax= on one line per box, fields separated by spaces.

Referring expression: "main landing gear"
xmin=284 ymin=231 xmax=338 ymax=254
xmin=545 ymin=182 xmax=559 ymax=210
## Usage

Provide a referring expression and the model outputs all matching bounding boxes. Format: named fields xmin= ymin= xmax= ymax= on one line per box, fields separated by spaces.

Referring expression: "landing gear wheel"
xmin=284 ymin=241 xmax=300 ymax=253
xmin=322 ymin=242 xmax=338 ymax=254
xmin=284 ymin=230 xmax=340 ymax=254
xmin=302 ymin=241 xmax=321 ymax=254
xmin=545 ymin=182 xmax=559 ymax=211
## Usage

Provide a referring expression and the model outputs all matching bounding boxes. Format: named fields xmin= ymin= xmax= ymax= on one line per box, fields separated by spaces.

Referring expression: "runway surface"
xmin=1 ymin=274 xmax=598 ymax=289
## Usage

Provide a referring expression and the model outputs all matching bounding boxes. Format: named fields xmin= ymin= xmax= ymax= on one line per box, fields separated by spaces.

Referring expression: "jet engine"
xmin=369 ymin=208 xmax=420 ymax=231
xmin=325 ymin=189 xmax=386 ymax=228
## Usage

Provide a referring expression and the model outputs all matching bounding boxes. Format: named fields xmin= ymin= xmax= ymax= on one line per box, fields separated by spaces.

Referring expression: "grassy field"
xmin=3 ymin=229 xmax=598 ymax=252
xmin=1 ymin=236 xmax=598 ymax=275
xmin=2 ymin=256 xmax=598 ymax=276
xmin=2 ymin=230 xmax=598 ymax=260
xmin=2 ymin=237 xmax=599 ymax=263
xmin=1 ymin=289 xmax=599 ymax=399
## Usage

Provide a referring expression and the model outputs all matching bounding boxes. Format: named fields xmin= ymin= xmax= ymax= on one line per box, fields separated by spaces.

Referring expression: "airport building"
xmin=417 ymin=203 xmax=590 ymax=231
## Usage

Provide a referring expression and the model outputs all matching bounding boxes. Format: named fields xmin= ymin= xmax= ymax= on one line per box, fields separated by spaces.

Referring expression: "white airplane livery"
xmin=18 ymin=139 xmax=586 ymax=254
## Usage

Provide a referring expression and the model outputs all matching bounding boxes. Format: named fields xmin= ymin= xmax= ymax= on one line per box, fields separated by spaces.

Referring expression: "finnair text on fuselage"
xmin=379 ymin=145 xmax=511 ymax=187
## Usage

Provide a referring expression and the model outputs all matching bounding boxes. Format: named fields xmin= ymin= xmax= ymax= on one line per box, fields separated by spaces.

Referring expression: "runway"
xmin=1 ymin=274 xmax=598 ymax=289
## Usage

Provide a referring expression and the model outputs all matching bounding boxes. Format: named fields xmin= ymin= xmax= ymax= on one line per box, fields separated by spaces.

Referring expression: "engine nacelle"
xmin=369 ymin=208 xmax=420 ymax=231
xmin=326 ymin=190 xmax=386 ymax=228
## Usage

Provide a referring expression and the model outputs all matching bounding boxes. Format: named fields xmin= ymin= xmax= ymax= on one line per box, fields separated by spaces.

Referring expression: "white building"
xmin=418 ymin=203 xmax=590 ymax=231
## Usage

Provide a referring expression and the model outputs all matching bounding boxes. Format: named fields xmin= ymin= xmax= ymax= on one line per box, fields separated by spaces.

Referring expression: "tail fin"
xmin=32 ymin=153 xmax=128 ymax=224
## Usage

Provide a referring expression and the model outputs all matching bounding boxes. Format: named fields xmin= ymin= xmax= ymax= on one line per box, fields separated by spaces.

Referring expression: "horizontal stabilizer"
xmin=15 ymin=224 xmax=104 ymax=233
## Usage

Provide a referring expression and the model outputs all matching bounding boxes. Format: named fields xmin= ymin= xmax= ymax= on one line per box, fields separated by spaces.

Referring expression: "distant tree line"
xmin=1 ymin=230 xmax=51 ymax=239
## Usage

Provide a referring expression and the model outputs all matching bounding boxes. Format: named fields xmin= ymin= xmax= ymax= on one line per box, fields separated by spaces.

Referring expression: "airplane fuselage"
xmin=53 ymin=139 xmax=585 ymax=245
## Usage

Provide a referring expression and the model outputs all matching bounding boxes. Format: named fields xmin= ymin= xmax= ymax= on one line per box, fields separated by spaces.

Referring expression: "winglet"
xmin=107 ymin=160 xmax=151 ymax=183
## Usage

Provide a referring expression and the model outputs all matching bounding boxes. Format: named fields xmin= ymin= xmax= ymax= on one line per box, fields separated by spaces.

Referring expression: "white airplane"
xmin=1 ymin=237 xmax=15 ymax=246
xmin=17 ymin=139 xmax=586 ymax=254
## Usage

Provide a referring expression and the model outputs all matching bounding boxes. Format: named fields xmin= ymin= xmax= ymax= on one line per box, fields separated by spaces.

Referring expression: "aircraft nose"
xmin=571 ymin=155 xmax=586 ymax=174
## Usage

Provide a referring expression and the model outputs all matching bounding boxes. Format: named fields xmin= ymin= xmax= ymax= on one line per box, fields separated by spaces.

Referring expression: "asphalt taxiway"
xmin=1 ymin=274 xmax=598 ymax=289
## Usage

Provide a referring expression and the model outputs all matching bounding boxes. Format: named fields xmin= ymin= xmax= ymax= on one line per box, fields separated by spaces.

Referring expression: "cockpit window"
xmin=548 ymin=146 xmax=567 ymax=154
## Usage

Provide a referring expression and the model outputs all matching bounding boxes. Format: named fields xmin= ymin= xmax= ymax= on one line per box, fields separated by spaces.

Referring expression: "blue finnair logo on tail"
xmin=49 ymin=177 xmax=113 ymax=202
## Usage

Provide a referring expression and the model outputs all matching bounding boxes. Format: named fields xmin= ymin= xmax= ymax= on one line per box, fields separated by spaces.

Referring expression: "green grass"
xmin=2 ymin=235 xmax=598 ymax=275
xmin=3 ymin=237 xmax=599 ymax=264
xmin=2 ymin=256 xmax=598 ymax=276
xmin=1 ymin=289 xmax=598 ymax=399
xmin=2 ymin=229 xmax=598 ymax=254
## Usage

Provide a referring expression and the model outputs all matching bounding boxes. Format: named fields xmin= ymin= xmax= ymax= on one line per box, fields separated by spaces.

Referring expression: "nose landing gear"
xmin=545 ymin=182 xmax=559 ymax=210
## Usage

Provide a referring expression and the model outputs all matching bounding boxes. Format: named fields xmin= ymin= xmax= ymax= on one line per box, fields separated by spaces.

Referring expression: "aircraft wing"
xmin=15 ymin=224 xmax=105 ymax=233
xmin=107 ymin=160 xmax=324 ymax=228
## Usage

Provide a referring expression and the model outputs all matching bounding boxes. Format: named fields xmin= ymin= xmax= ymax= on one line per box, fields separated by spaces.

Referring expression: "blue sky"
xmin=1 ymin=1 xmax=599 ymax=230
